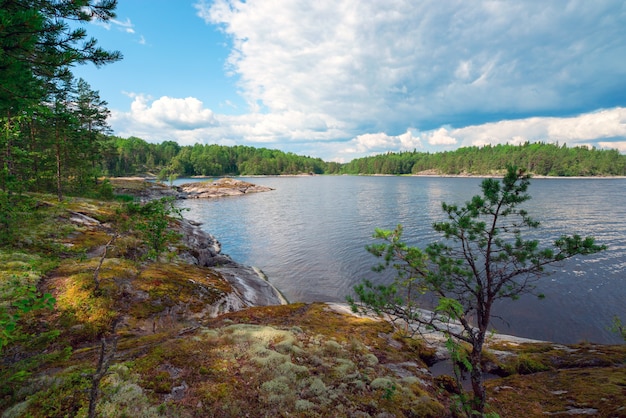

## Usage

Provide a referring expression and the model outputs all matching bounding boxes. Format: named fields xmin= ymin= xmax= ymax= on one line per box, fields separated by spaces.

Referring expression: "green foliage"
xmin=122 ymin=197 xmax=186 ymax=260
xmin=610 ymin=316 xmax=626 ymax=341
xmin=25 ymin=368 xmax=93 ymax=416
xmin=96 ymin=179 xmax=115 ymax=200
xmin=340 ymin=142 xmax=626 ymax=176
xmin=349 ymin=166 xmax=606 ymax=415
xmin=102 ymin=138 xmax=332 ymax=177
xmin=0 ymin=281 xmax=56 ymax=353
xmin=0 ymin=191 xmax=25 ymax=244
xmin=105 ymin=137 xmax=626 ymax=178
xmin=1 ymin=0 xmax=120 ymax=199
xmin=503 ymin=353 xmax=551 ymax=375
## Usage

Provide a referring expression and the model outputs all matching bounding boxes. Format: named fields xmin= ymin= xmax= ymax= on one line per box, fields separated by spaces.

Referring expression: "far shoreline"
xmin=115 ymin=173 xmax=626 ymax=182
xmin=183 ymin=173 xmax=626 ymax=180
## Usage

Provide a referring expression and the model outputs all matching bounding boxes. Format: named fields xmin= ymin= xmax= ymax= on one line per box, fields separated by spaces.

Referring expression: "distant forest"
xmin=104 ymin=136 xmax=626 ymax=179
xmin=340 ymin=142 xmax=626 ymax=176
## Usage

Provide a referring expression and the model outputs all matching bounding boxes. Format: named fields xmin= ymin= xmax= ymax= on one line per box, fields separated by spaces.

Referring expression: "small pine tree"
xmin=348 ymin=166 xmax=606 ymax=414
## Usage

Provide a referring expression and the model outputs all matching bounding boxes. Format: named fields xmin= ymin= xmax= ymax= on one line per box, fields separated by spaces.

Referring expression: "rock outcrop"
xmin=178 ymin=177 xmax=274 ymax=199
xmin=109 ymin=176 xmax=284 ymax=312
xmin=110 ymin=177 xmax=180 ymax=202
xmin=177 ymin=218 xmax=287 ymax=309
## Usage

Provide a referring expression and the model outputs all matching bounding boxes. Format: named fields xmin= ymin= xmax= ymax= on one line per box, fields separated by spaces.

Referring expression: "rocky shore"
xmin=110 ymin=176 xmax=285 ymax=313
xmin=177 ymin=217 xmax=288 ymax=308
xmin=110 ymin=177 xmax=274 ymax=202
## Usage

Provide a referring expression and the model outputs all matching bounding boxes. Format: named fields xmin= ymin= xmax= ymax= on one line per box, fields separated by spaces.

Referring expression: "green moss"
xmin=489 ymin=366 xmax=626 ymax=417
xmin=145 ymin=371 xmax=173 ymax=394
xmin=52 ymin=269 xmax=117 ymax=340
xmin=488 ymin=341 xmax=626 ymax=375
xmin=136 ymin=263 xmax=229 ymax=303
xmin=197 ymin=381 xmax=232 ymax=404
xmin=0 ymin=196 xmax=453 ymax=417
xmin=14 ymin=367 xmax=92 ymax=417
xmin=502 ymin=353 xmax=552 ymax=375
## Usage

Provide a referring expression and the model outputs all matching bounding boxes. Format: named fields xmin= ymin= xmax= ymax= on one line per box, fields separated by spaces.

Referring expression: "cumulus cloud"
xmin=110 ymin=95 xmax=347 ymax=147
xmin=341 ymin=131 xmax=422 ymax=155
xmin=128 ymin=95 xmax=217 ymax=129
xmin=196 ymin=0 xmax=626 ymax=132
xmin=396 ymin=107 xmax=626 ymax=157
xmin=326 ymin=108 xmax=626 ymax=161
xmin=108 ymin=1 xmax=625 ymax=161
xmin=426 ymin=128 xmax=458 ymax=146
xmin=110 ymin=98 xmax=626 ymax=161
xmin=111 ymin=95 xmax=217 ymax=143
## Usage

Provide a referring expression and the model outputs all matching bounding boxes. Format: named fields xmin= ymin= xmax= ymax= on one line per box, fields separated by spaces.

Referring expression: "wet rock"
xmin=177 ymin=218 xmax=287 ymax=307
xmin=214 ymin=265 xmax=288 ymax=307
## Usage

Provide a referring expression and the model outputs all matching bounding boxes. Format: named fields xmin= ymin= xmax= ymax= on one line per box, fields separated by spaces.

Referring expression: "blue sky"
xmin=73 ymin=0 xmax=626 ymax=162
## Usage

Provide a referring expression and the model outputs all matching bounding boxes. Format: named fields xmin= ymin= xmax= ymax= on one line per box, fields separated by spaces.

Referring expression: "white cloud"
xmin=110 ymin=94 xmax=348 ymax=147
xmin=426 ymin=128 xmax=458 ymax=146
xmin=327 ymin=108 xmax=626 ymax=161
xmin=113 ymin=95 xmax=217 ymax=131
xmin=107 ymin=1 xmax=626 ymax=161
xmin=599 ymin=141 xmax=626 ymax=152
xmin=109 ymin=99 xmax=626 ymax=161
xmin=92 ymin=17 xmax=135 ymax=32
xmin=307 ymin=130 xmax=423 ymax=162
xmin=195 ymin=0 xmax=626 ymax=133
xmin=417 ymin=108 xmax=626 ymax=150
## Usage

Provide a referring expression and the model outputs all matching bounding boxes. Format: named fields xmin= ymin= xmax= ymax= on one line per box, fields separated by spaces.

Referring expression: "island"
xmin=177 ymin=177 xmax=274 ymax=199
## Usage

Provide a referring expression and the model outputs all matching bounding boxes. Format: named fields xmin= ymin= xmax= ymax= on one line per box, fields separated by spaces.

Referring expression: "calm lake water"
xmin=176 ymin=176 xmax=626 ymax=344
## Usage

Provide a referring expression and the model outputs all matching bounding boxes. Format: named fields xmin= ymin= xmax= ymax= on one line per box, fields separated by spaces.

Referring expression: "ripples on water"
xmin=176 ymin=176 xmax=626 ymax=344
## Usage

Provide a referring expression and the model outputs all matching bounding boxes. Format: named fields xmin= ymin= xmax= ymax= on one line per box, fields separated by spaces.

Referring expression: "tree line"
xmin=341 ymin=142 xmax=626 ymax=176
xmin=101 ymin=137 xmax=625 ymax=178
xmin=1 ymin=0 xmax=122 ymax=240
xmin=103 ymin=137 xmax=337 ymax=178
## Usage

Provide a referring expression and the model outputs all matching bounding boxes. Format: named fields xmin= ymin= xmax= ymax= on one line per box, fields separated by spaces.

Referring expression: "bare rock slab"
xmin=178 ymin=178 xmax=274 ymax=199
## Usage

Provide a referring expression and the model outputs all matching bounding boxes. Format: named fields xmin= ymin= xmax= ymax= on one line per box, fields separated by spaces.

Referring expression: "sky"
xmin=73 ymin=0 xmax=626 ymax=162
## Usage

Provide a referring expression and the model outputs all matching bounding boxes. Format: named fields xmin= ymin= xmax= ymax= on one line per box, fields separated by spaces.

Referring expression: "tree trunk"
xmin=55 ymin=128 xmax=63 ymax=202
xmin=470 ymin=342 xmax=486 ymax=413
xmin=2 ymin=112 xmax=13 ymax=193
xmin=470 ymin=309 xmax=491 ymax=414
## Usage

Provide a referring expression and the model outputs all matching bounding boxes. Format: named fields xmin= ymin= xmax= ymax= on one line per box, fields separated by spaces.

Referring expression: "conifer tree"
xmin=348 ymin=166 xmax=606 ymax=415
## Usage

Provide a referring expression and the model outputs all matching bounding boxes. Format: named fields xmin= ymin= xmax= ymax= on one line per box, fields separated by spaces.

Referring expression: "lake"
xmin=176 ymin=175 xmax=626 ymax=344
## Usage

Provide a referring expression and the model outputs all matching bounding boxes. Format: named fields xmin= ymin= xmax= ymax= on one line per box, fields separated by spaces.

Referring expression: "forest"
xmin=104 ymin=137 xmax=626 ymax=178
xmin=340 ymin=142 xmax=626 ymax=176
xmin=103 ymin=137 xmax=337 ymax=178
